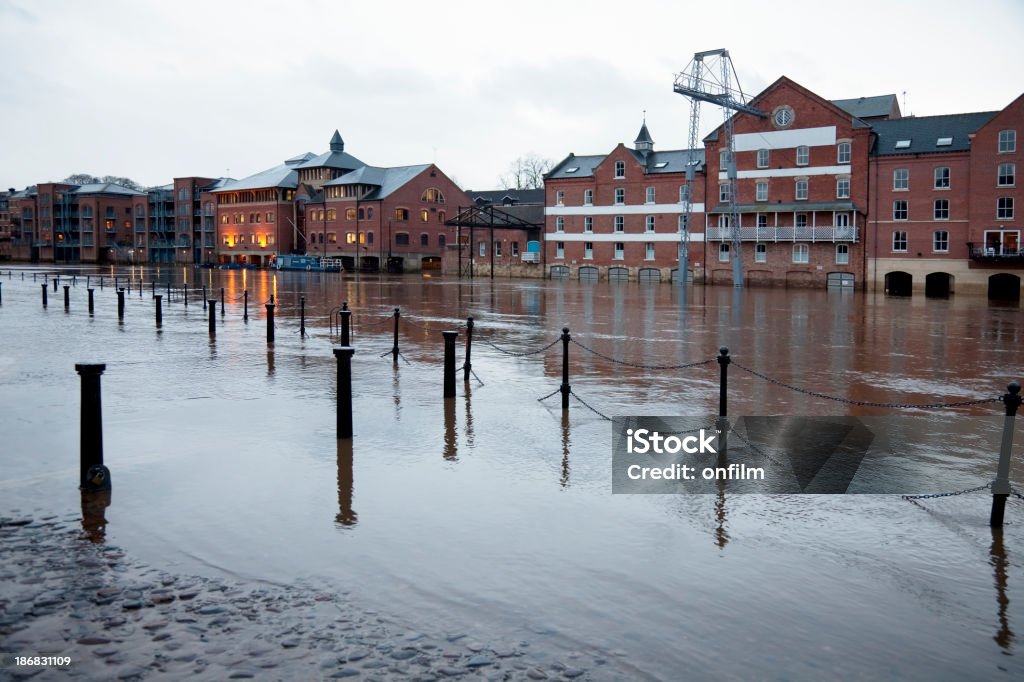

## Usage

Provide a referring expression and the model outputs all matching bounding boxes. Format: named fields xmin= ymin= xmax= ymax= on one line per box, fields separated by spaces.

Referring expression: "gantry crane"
xmin=674 ymin=49 xmax=765 ymax=287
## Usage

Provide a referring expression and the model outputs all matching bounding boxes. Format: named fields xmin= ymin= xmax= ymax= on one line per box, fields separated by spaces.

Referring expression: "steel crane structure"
xmin=673 ymin=49 xmax=765 ymax=287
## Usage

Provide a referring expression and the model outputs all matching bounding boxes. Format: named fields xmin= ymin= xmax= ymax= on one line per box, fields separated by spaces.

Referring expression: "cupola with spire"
xmin=634 ymin=118 xmax=654 ymax=156
xmin=329 ymin=130 xmax=344 ymax=152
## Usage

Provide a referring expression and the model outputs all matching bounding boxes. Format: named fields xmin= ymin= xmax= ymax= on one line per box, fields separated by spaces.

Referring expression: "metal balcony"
xmin=705 ymin=225 xmax=858 ymax=242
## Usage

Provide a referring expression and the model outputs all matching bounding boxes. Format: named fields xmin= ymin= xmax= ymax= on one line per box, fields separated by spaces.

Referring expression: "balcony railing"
xmin=705 ymin=225 xmax=858 ymax=242
xmin=521 ymin=252 xmax=541 ymax=263
xmin=970 ymin=247 xmax=1024 ymax=261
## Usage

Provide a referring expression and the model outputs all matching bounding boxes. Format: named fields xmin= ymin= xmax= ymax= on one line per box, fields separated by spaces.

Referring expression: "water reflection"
xmin=463 ymin=384 xmax=475 ymax=447
xmin=267 ymin=349 xmax=275 ymax=376
xmin=560 ymin=411 xmax=571 ymax=488
xmin=991 ymin=527 xmax=1014 ymax=653
xmin=80 ymin=490 xmax=111 ymax=544
xmin=443 ymin=398 xmax=457 ymax=461
xmin=335 ymin=439 xmax=357 ymax=528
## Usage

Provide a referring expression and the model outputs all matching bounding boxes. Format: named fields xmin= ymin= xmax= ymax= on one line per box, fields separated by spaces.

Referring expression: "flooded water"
xmin=1 ymin=265 xmax=1022 ymax=680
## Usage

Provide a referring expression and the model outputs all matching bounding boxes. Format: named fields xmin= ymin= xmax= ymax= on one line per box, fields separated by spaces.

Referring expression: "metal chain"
xmin=732 ymin=362 xmax=1001 ymax=409
xmin=570 ymin=390 xmax=612 ymax=421
xmin=484 ymin=337 xmax=561 ymax=358
xmin=355 ymin=316 xmax=393 ymax=328
xmin=400 ymin=317 xmax=437 ymax=331
xmin=1011 ymin=486 xmax=1024 ymax=501
xmin=569 ymin=338 xmax=714 ymax=371
xmin=725 ymin=426 xmax=786 ymax=467
xmin=901 ymin=483 xmax=991 ymax=501
xmin=537 ymin=387 xmax=562 ymax=402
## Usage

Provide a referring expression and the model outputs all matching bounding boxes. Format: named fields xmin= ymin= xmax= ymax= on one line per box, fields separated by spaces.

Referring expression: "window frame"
xmin=555 ymin=241 xmax=564 ymax=258
xmin=754 ymin=243 xmax=767 ymax=263
xmin=796 ymin=145 xmax=809 ymax=166
xmin=893 ymin=200 xmax=908 ymax=221
xmin=614 ymin=188 xmax=625 ymax=205
xmin=614 ymin=160 xmax=625 ymax=178
xmin=836 ymin=176 xmax=850 ymax=199
xmin=837 ymin=142 xmax=851 ymax=164
xmin=792 ymin=243 xmax=809 ymax=264
xmin=613 ymin=242 xmax=625 ymax=260
xmin=934 ymin=166 xmax=950 ymax=189
xmin=756 ymin=148 xmax=770 ymax=169
xmin=645 ymin=215 xmax=655 ymax=233
xmin=584 ymin=216 xmax=593 ymax=233
xmin=583 ymin=189 xmax=593 ymax=205
xmin=614 ymin=216 xmax=624 ymax=233
xmin=645 ymin=187 xmax=655 ymax=204
xmin=795 ymin=179 xmax=808 ymax=201
xmin=997 ymin=197 xmax=1014 ymax=219
xmin=934 ymin=199 xmax=949 ymax=221
xmin=892 ymin=230 xmax=908 ymax=252
xmin=933 ymin=230 xmax=949 ymax=253
xmin=998 ymin=130 xmax=1016 ymax=153
xmin=755 ymin=181 xmax=768 ymax=202
xmin=998 ymin=163 xmax=1015 ymax=187
xmin=893 ymin=168 xmax=909 ymax=191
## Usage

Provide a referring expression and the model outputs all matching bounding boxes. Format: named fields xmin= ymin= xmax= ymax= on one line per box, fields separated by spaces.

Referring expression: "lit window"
xmin=420 ymin=210 xmax=430 ymax=222
xmin=394 ymin=208 xmax=409 ymax=221
xmin=893 ymin=169 xmax=909 ymax=190
xmin=614 ymin=188 xmax=625 ymax=205
xmin=614 ymin=161 xmax=625 ymax=178
xmin=934 ymin=199 xmax=949 ymax=220
xmin=998 ymin=130 xmax=1016 ymax=153
xmin=584 ymin=217 xmax=593 ymax=233
xmin=555 ymin=190 xmax=565 ymax=205
xmin=645 ymin=216 xmax=655 ymax=232
xmin=792 ymin=244 xmax=809 ymax=263
xmin=795 ymin=179 xmax=808 ymax=200
xmin=893 ymin=200 xmax=908 ymax=220
xmin=998 ymin=163 xmax=1015 ymax=187
xmin=837 ymin=142 xmax=851 ymax=164
xmin=933 ymin=231 xmax=949 ymax=253
xmin=997 ymin=197 xmax=1014 ymax=219
xmin=756 ymin=181 xmax=768 ymax=202
xmin=614 ymin=216 xmax=624 ymax=232
xmin=796 ymin=146 xmax=809 ymax=166
xmin=836 ymin=177 xmax=850 ymax=199
xmin=645 ymin=187 xmax=655 ymax=204
xmin=421 ymin=188 xmax=445 ymax=203
xmin=614 ymin=242 xmax=624 ymax=260
xmin=438 ymin=211 xmax=446 ymax=223
xmin=757 ymin=149 xmax=769 ymax=168
xmin=836 ymin=244 xmax=849 ymax=264
xmin=934 ymin=167 xmax=950 ymax=189
xmin=328 ymin=232 xmax=338 ymax=244
xmin=755 ymin=243 xmax=766 ymax=263
xmin=892 ymin=231 xmax=907 ymax=252
xmin=346 ymin=208 xmax=357 ymax=220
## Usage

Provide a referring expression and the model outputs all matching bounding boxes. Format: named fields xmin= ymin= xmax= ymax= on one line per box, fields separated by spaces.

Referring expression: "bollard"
xmin=392 ymin=308 xmax=400 ymax=363
xmin=208 ymin=300 xmax=216 ymax=337
xmin=184 ymin=285 xmax=188 ymax=308
xmin=202 ymin=286 xmax=207 ymax=310
xmin=100 ymin=276 xmax=103 ymax=290
xmin=88 ymin=288 xmax=94 ymax=315
xmin=991 ymin=382 xmax=1021 ymax=527
xmin=340 ymin=302 xmax=351 ymax=346
xmin=76 ymin=363 xmax=111 ymax=492
xmin=220 ymin=287 xmax=225 ymax=316
xmin=334 ymin=346 xmax=356 ymax=438
xmin=63 ymin=285 xmax=70 ymax=310
xmin=53 ymin=277 xmax=58 ymax=292
xmin=73 ymin=275 xmax=76 ymax=286
xmin=166 ymin=281 xmax=171 ymax=302
xmin=154 ymin=295 xmax=163 ymax=328
xmin=117 ymin=288 xmax=125 ymax=320
xmin=0 ymin=281 xmax=3 ymax=305
xmin=243 ymin=290 xmax=248 ymax=321
xmin=151 ymin=280 xmax=155 ymax=299
xmin=717 ymin=347 xmax=731 ymax=454
xmin=560 ymin=327 xmax=571 ymax=410
xmin=443 ymin=330 xmax=458 ymax=399
xmin=300 ymin=296 xmax=306 ymax=337
xmin=138 ymin=278 xmax=142 ymax=297
xmin=464 ymin=316 xmax=474 ymax=383
xmin=266 ymin=301 xmax=275 ymax=344
xmin=87 ymin=275 xmax=90 ymax=289
xmin=41 ymin=282 xmax=48 ymax=307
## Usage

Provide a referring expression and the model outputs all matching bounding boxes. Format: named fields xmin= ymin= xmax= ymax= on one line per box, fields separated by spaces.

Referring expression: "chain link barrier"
xmin=901 ymin=483 xmax=991 ymax=501
xmin=537 ymin=387 xmax=562 ymax=402
xmin=724 ymin=425 xmax=786 ymax=467
xmin=484 ymin=337 xmax=561 ymax=358
xmin=459 ymin=364 xmax=484 ymax=386
xmin=732 ymin=361 xmax=1001 ymax=410
xmin=400 ymin=316 xmax=439 ymax=331
xmin=570 ymin=338 xmax=715 ymax=371
xmin=570 ymin=390 xmax=612 ymax=421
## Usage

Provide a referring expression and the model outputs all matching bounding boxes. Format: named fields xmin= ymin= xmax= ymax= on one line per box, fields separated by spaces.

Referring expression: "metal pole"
xmin=991 ymin=381 xmax=1021 ymax=527
xmin=63 ymin=284 xmax=70 ymax=310
xmin=560 ymin=326 xmax=571 ymax=410
xmin=88 ymin=288 xmax=94 ymax=315
xmin=100 ymin=276 xmax=103 ymax=290
xmin=220 ymin=287 xmax=225 ymax=316
xmin=41 ymin=283 xmax=48 ymax=308
xmin=464 ymin=316 xmax=474 ymax=383
xmin=341 ymin=302 xmax=351 ymax=346
xmin=334 ymin=347 xmax=355 ymax=438
xmin=117 ymin=289 xmax=125 ymax=320
xmin=243 ymin=290 xmax=248 ymax=321
xmin=266 ymin=301 xmax=275 ymax=345
xmin=0 ymin=281 xmax=3 ymax=305
xmin=184 ymin=285 xmax=188 ymax=308
xmin=155 ymin=295 xmax=163 ymax=328
xmin=76 ymin=363 xmax=110 ymax=491
xmin=392 ymin=308 xmax=400 ymax=363
xmin=300 ymin=296 xmax=306 ymax=337
xmin=208 ymin=300 xmax=216 ymax=337
xmin=717 ymin=347 xmax=731 ymax=454
xmin=443 ymin=330 xmax=458 ymax=399
xmin=53 ymin=277 xmax=58 ymax=292
xmin=202 ymin=285 xmax=207 ymax=310
xmin=167 ymin=281 xmax=171 ymax=301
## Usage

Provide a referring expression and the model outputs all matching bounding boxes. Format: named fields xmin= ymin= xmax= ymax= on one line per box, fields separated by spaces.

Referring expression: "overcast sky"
xmin=2 ymin=0 xmax=1022 ymax=192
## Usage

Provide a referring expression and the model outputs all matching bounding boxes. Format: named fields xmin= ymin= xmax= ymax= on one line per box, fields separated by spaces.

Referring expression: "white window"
xmin=645 ymin=216 xmax=655 ymax=232
xmin=645 ymin=187 xmax=655 ymax=204
xmin=997 ymin=197 xmax=1014 ymax=219
xmin=584 ymin=241 xmax=593 ymax=259
xmin=999 ymin=130 xmax=1016 ymax=153
xmin=836 ymin=177 xmax=850 ymax=199
xmin=834 ymin=213 xmax=850 ymax=228
xmin=555 ymin=190 xmax=565 ymax=206
xmin=796 ymin=145 xmax=809 ymax=166
xmin=893 ymin=168 xmax=909 ymax=190
xmin=796 ymin=213 xmax=808 ymax=228
xmin=614 ymin=188 xmax=625 ymax=205
xmin=614 ymin=242 xmax=624 ymax=260
xmin=678 ymin=215 xmax=688 ymax=231
xmin=934 ymin=199 xmax=949 ymax=220
xmin=755 ymin=243 xmax=767 ymax=263
xmin=645 ymin=242 xmax=655 ymax=260
xmin=892 ymin=231 xmax=907 ymax=252
xmin=836 ymin=244 xmax=849 ymax=265
xmin=757 ymin=149 xmax=769 ymax=168
xmin=614 ymin=216 xmax=624 ymax=232
xmin=795 ymin=179 xmax=808 ymax=200
xmin=614 ymin=160 xmax=625 ymax=178
xmin=584 ymin=189 xmax=593 ymax=205
xmin=719 ymin=183 xmax=732 ymax=203
xmin=756 ymin=214 xmax=768 ymax=228
xmin=494 ymin=241 xmax=502 ymax=257
xmin=793 ymin=244 xmax=809 ymax=263
xmin=479 ymin=241 xmax=486 ymax=257
xmin=556 ymin=241 xmax=564 ymax=258
xmin=998 ymin=163 xmax=1015 ymax=187
xmin=837 ymin=142 xmax=851 ymax=164
xmin=679 ymin=185 xmax=691 ymax=204
xmin=555 ymin=216 xmax=564 ymax=232
xmin=718 ymin=214 xmax=732 ymax=229
xmin=756 ymin=181 xmax=768 ymax=202
xmin=584 ymin=216 xmax=593 ymax=233
xmin=718 ymin=243 xmax=730 ymax=262
xmin=934 ymin=167 xmax=950 ymax=189
xmin=893 ymin=200 xmax=908 ymax=221
xmin=933 ymin=230 xmax=949 ymax=253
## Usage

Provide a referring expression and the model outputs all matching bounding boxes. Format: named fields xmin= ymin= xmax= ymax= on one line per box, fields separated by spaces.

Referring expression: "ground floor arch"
xmin=988 ymin=273 xmax=1021 ymax=302
xmin=925 ymin=272 xmax=953 ymax=298
xmin=884 ymin=271 xmax=913 ymax=296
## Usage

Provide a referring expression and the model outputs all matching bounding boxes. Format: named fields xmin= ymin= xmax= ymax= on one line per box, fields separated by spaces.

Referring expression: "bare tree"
xmin=497 ymin=154 xmax=554 ymax=190
xmin=63 ymin=173 xmax=100 ymax=185
xmin=62 ymin=173 xmax=143 ymax=191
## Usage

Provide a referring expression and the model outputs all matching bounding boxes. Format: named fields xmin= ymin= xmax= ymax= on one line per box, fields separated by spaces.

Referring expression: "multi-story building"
xmin=0 ymin=190 xmax=11 ymax=260
xmin=443 ymin=188 xmax=545 ymax=278
xmin=7 ymin=187 xmax=36 ymax=261
xmin=544 ymin=123 xmax=706 ymax=282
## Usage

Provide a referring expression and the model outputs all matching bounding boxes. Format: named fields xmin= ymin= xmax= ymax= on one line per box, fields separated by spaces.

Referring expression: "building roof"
xmin=546 ymin=154 xmax=607 ymax=180
xmin=212 ymin=163 xmax=298 ymax=192
xmin=634 ymin=122 xmax=654 ymax=146
xmin=73 ymin=182 xmax=145 ymax=196
xmin=466 ymin=189 xmax=545 ymax=205
xmin=201 ymin=177 xmax=235 ymax=192
xmin=323 ymin=164 xmax=431 ymax=200
xmin=284 ymin=152 xmax=317 ymax=166
xmin=871 ymin=111 xmax=997 ymax=156
xmin=833 ymin=94 xmax=900 ymax=120
xmin=293 ymin=149 xmax=365 ymax=171
xmin=548 ymin=148 xmax=704 ymax=180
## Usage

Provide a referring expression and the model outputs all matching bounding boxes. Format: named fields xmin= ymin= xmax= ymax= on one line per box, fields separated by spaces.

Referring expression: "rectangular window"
xmin=479 ymin=241 xmax=487 ymax=256
xmin=614 ymin=161 xmax=625 ymax=178
xmin=718 ymin=243 xmax=730 ymax=262
xmin=793 ymin=243 xmax=809 ymax=263
xmin=614 ymin=216 xmax=624 ymax=232
xmin=494 ymin=241 xmax=501 ymax=256
xmin=934 ymin=167 xmax=950 ymax=189
xmin=933 ymin=230 xmax=949 ymax=252
xmin=997 ymin=197 xmax=1014 ymax=219
xmin=328 ymin=232 xmax=338 ymax=244
xmin=893 ymin=200 xmax=908 ymax=220
xmin=614 ymin=242 xmax=624 ymax=260
xmin=836 ymin=244 xmax=849 ymax=265
xmin=645 ymin=242 xmax=655 ymax=260
xmin=999 ymin=130 xmax=1016 ymax=153
xmin=934 ymin=199 xmax=949 ymax=220
xmin=584 ymin=241 xmax=593 ymax=259
xmin=795 ymin=179 xmax=808 ymax=200
xmin=678 ymin=215 xmax=688 ymax=231
xmin=645 ymin=216 xmax=655 ymax=232
xmin=837 ymin=142 xmax=851 ymax=164
xmin=998 ymin=163 xmax=1015 ymax=187
xmin=510 ymin=241 xmax=518 ymax=256
xmin=614 ymin=188 xmax=625 ymax=205
xmin=756 ymin=214 xmax=768 ymax=228
xmin=395 ymin=232 xmax=410 ymax=245
xmin=645 ymin=187 xmax=655 ymax=204
xmin=755 ymin=243 xmax=767 ymax=263
xmin=757 ymin=149 xmax=770 ymax=168
xmin=555 ymin=216 xmax=564 ymax=232
xmin=893 ymin=168 xmax=909 ymax=190
xmin=892 ymin=231 xmax=908 ymax=252
xmin=679 ymin=185 xmax=691 ymax=204
xmin=836 ymin=177 xmax=850 ymax=199
xmin=555 ymin=241 xmax=564 ymax=258
xmin=719 ymin=183 xmax=732 ymax=203
xmin=796 ymin=213 xmax=808 ymax=228
xmin=755 ymin=181 xmax=768 ymax=202
xmin=555 ymin=190 xmax=565 ymax=205
xmin=584 ymin=216 xmax=593 ymax=232
xmin=584 ymin=189 xmax=593 ymax=205
xmin=796 ymin=145 xmax=809 ymax=166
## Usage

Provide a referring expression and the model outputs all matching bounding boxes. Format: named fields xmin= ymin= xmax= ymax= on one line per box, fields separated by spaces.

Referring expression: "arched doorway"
xmin=925 ymin=272 xmax=952 ymax=298
xmin=988 ymin=273 xmax=1021 ymax=302
xmin=884 ymin=271 xmax=913 ymax=296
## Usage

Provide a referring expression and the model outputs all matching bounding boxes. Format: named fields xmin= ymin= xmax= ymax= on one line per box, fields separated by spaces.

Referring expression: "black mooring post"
xmin=99 ymin=276 xmax=103 ymax=290
xmin=392 ymin=308 xmax=400 ymax=363
xmin=63 ymin=285 xmax=70 ymax=310
xmin=717 ymin=347 xmax=731 ymax=454
xmin=53 ymin=277 xmax=58 ymax=292
xmin=0 ymin=281 xmax=3 ymax=305
xmin=117 ymin=288 xmax=125 ymax=321
xmin=300 ymin=296 xmax=306 ymax=337
xmin=991 ymin=382 xmax=1022 ymax=527
xmin=464 ymin=316 xmax=474 ymax=383
xmin=266 ymin=301 xmax=275 ymax=345
xmin=88 ymin=288 xmax=94 ymax=315
xmin=334 ymin=346 xmax=355 ymax=438
xmin=202 ymin=285 xmax=207 ymax=310
xmin=154 ymin=295 xmax=163 ymax=329
xmin=76 ymin=363 xmax=110 ymax=492
xmin=560 ymin=326 xmax=571 ymax=410
xmin=341 ymin=302 xmax=351 ymax=346
xmin=243 ymin=290 xmax=248 ymax=321
xmin=208 ymin=300 xmax=216 ymax=337
xmin=184 ymin=285 xmax=188 ymax=308
xmin=443 ymin=330 xmax=458 ymax=399
xmin=220 ymin=287 xmax=225 ymax=316
xmin=166 ymin=281 xmax=171 ymax=302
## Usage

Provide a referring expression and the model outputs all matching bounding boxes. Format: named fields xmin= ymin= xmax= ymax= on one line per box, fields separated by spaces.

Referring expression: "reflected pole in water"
xmin=990 ymin=527 xmax=1014 ymax=653
xmin=463 ymin=383 xmax=475 ymax=447
xmin=80 ymin=489 xmax=111 ymax=544
xmin=336 ymin=438 xmax=358 ymax=528
xmin=715 ymin=451 xmax=730 ymax=550
xmin=990 ymin=381 xmax=1020 ymax=527
xmin=267 ymin=349 xmax=275 ymax=376
xmin=560 ymin=411 xmax=571 ymax=488
xmin=443 ymin=397 xmax=457 ymax=461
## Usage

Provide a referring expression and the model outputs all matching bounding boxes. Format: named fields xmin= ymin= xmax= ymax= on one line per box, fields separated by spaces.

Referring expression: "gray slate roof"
xmin=324 ymin=164 xmax=430 ymax=200
xmin=546 ymin=154 xmax=606 ymax=180
xmin=466 ymin=189 xmax=545 ymax=205
xmin=293 ymin=149 xmax=365 ymax=171
xmin=212 ymin=163 xmax=298 ymax=192
xmin=833 ymin=94 xmax=900 ymax=119
xmin=871 ymin=112 xmax=997 ymax=156
xmin=73 ymin=182 xmax=144 ymax=196
xmin=547 ymin=149 xmax=704 ymax=180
